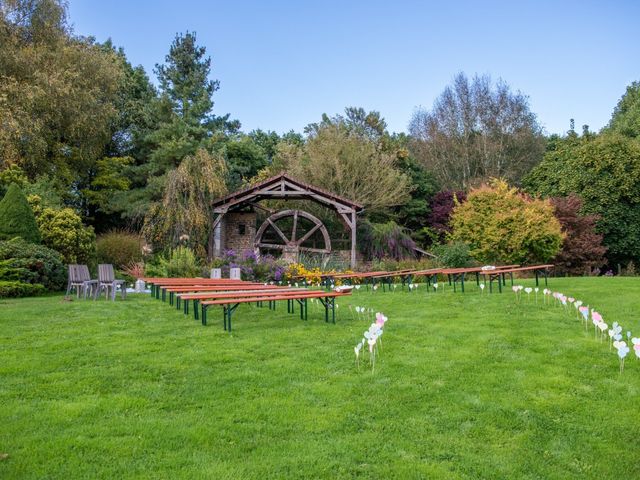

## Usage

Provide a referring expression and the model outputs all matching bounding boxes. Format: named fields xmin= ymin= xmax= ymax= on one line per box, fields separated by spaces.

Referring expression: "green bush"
xmin=145 ymin=247 xmax=201 ymax=278
xmin=0 ymin=238 xmax=66 ymax=290
xmin=35 ymin=207 xmax=96 ymax=265
xmin=433 ymin=241 xmax=475 ymax=268
xmin=166 ymin=247 xmax=200 ymax=277
xmin=0 ymin=280 xmax=45 ymax=298
xmin=0 ymin=165 xmax=28 ymax=198
xmin=0 ymin=183 xmax=41 ymax=244
xmin=96 ymin=230 xmax=143 ymax=269
xmin=450 ymin=179 xmax=563 ymax=265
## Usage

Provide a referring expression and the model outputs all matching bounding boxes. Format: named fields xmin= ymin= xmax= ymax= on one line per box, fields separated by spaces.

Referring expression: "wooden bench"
xmin=200 ymin=291 xmax=351 ymax=331
xmin=177 ymin=287 xmax=310 ymax=318
xmin=145 ymin=279 xmax=261 ymax=301
xmin=162 ymin=283 xmax=277 ymax=305
xmin=478 ymin=264 xmax=554 ymax=293
xmin=437 ymin=265 xmax=519 ymax=292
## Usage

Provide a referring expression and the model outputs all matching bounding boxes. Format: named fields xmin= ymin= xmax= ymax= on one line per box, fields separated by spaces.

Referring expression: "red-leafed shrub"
xmin=551 ymin=195 xmax=607 ymax=275
xmin=427 ymin=190 xmax=466 ymax=242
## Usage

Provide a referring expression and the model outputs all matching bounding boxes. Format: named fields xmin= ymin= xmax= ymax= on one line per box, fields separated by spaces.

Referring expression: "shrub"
xmin=427 ymin=190 xmax=467 ymax=243
xmin=0 ymin=184 xmax=41 ymax=244
xmin=0 ymin=281 xmax=46 ymax=298
xmin=0 ymin=165 xmax=28 ymax=198
xmin=0 ymin=238 xmax=66 ymax=290
xmin=369 ymin=257 xmax=437 ymax=273
xmin=34 ymin=206 xmax=96 ymax=265
xmin=357 ymin=221 xmax=416 ymax=261
xmin=96 ymin=230 xmax=143 ymax=269
xmin=550 ymin=195 xmax=607 ymax=275
xmin=166 ymin=247 xmax=200 ymax=278
xmin=145 ymin=247 xmax=201 ymax=278
xmin=433 ymin=241 xmax=475 ymax=268
xmin=524 ymin=133 xmax=640 ymax=266
xmin=450 ymin=179 xmax=563 ymax=265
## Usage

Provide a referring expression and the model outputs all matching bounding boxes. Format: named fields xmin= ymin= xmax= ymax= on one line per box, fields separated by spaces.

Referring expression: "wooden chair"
xmin=95 ymin=264 xmax=126 ymax=300
xmin=66 ymin=264 xmax=98 ymax=298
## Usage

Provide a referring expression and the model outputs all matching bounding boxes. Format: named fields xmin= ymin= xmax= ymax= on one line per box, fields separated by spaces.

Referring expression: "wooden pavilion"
xmin=209 ymin=173 xmax=364 ymax=268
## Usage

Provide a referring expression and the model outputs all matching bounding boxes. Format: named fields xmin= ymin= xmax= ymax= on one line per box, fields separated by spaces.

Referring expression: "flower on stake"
xmin=632 ymin=337 xmax=640 ymax=359
xmin=608 ymin=322 xmax=622 ymax=350
xmin=524 ymin=287 xmax=533 ymax=302
xmin=614 ymin=341 xmax=630 ymax=373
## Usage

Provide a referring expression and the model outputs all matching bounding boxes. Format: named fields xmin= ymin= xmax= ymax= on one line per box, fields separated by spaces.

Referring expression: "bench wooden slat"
xmin=201 ymin=291 xmax=349 ymax=306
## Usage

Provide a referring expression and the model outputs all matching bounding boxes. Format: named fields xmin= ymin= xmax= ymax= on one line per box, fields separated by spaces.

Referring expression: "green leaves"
xmin=450 ymin=179 xmax=563 ymax=265
xmin=524 ymin=134 xmax=640 ymax=266
xmin=0 ymin=184 xmax=41 ymax=244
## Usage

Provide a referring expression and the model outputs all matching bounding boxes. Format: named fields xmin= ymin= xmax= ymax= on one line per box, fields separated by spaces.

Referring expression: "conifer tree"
xmin=0 ymin=184 xmax=41 ymax=244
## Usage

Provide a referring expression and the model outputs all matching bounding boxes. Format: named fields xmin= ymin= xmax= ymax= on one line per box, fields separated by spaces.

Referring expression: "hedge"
xmin=0 ymin=281 xmax=45 ymax=298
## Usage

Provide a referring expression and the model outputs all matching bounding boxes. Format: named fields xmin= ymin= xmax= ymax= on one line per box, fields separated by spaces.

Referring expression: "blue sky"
xmin=69 ymin=0 xmax=639 ymax=136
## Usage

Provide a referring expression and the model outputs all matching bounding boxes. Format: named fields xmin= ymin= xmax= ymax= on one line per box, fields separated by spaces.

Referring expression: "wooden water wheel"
xmin=254 ymin=209 xmax=331 ymax=261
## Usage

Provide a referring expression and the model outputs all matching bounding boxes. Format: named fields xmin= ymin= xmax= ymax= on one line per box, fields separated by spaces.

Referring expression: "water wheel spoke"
xmin=267 ymin=218 xmax=290 ymax=243
xmin=257 ymin=242 xmax=286 ymax=250
xmin=298 ymin=246 xmax=331 ymax=254
xmin=291 ymin=210 xmax=299 ymax=242
xmin=296 ymin=223 xmax=321 ymax=245
xmin=256 ymin=209 xmax=332 ymax=259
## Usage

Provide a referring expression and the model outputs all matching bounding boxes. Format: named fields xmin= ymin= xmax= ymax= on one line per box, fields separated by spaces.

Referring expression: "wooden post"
xmin=208 ymin=213 xmax=224 ymax=260
xmin=350 ymin=210 xmax=356 ymax=269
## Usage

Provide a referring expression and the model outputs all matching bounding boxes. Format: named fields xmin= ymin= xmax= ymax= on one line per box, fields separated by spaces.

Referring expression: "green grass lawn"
xmin=1 ymin=277 xmax=640 ymax=479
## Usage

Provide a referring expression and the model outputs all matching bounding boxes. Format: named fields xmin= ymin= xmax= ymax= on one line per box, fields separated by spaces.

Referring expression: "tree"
xmin=0 ymin=164 xmax=28 ymax=198
xmin=0 ymin=184 xmax=41 ymax=243
xmin=278 ymin=123 xmax=411 ymax=215
xmin=357 ymin=220 xmax=416 ymax=261
xmin=146 ymin=31 xmax=238 ymax=175
xmin=305 ymin=107 xmax=388 ymax=144
xmin=409 ymin=73 xmax=545 ymax=189
xmin=524 ymin=133 xmax=640 ymax=267
xmin=118 ymin=32 xmax=238 ymax=224
xmin=225 ymin=135 xmax=269 ymax=189
xmin=449 ymin=179 xmax=563 ymax=265
xmin=33 ymin=204 xmax=96 ymax=265
xmin=0 ymin=0 xmax=122 ymax=192
xmin=392 ymin=146 xmax=439 ymax=245
xmin=606 ymin=81 xmax=640 ymax=138
xmin=142 ymin=149 xmax=228 ymax=257
xmin=550 ymin=195 xmax=606 ymax=275
xmin=427 ymin=190 xmax=467 ymax=243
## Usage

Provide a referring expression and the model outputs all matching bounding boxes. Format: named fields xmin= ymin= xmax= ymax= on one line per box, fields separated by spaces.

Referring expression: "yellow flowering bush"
xmin=285 ymin=263 xmax=324 ymax=285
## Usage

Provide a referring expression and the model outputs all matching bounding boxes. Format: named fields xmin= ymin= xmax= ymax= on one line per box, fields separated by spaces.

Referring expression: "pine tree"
xmin=146 ymin=31 xmax=238 ymax=175
xmin=0 ymin=184 xmax=41 ymax=244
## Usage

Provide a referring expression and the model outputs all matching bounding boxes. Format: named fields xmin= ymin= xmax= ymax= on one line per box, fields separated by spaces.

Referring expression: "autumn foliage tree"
xmin=142 ymin=149 xmax=227 ymax=257
xmin=550 ymin=195 xmax=606 ymax=275
xmin=449 ymin=179 xmax=563 ymax=265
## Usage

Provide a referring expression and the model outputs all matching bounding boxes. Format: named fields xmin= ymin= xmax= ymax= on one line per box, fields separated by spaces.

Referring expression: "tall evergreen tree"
xmin=146 ymin=31 xmax=238 ymax=175
xmin=0 ymin=184 xmax=41 ymax=244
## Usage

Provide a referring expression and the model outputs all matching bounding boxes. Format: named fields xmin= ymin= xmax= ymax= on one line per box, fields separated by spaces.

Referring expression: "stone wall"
xmin=224 ymin=212 xmax=257 ymax=254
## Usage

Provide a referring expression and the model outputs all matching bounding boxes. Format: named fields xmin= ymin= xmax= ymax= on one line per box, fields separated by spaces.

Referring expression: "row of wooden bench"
xmin=296 ymin=264 xmax=554 ymax=293
xmin=144 ymin=278 xmax=352 ymax=331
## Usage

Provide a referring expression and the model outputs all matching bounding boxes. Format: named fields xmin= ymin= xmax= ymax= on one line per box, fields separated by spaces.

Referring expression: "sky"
xmin=68 ymin=0 xmax=639 ymax=136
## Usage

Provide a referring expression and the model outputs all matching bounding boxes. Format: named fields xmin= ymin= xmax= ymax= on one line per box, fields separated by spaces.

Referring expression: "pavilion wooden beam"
xmin=210 ymin=173 xmax=363 ymax=267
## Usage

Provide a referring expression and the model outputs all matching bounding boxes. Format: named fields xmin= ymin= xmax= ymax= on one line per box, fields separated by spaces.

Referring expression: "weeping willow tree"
xmin=143 ymin=149 xmax=227 ymax=257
